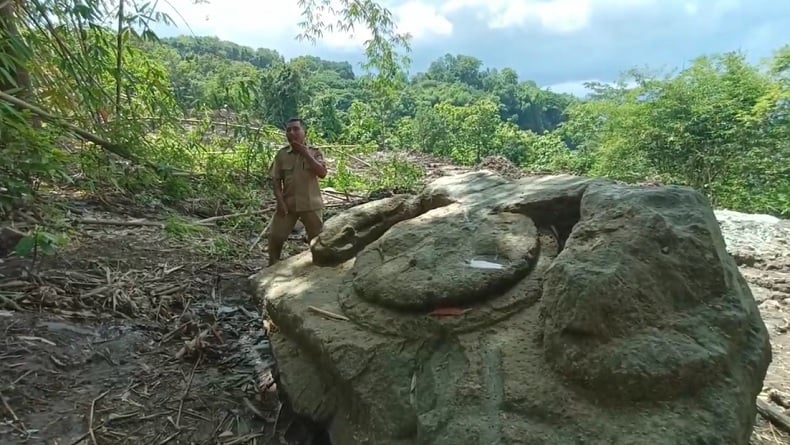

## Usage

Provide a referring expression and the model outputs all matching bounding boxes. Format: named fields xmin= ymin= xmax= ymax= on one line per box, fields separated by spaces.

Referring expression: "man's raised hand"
xmin=291 ymin=141 xmax=308 ymax=154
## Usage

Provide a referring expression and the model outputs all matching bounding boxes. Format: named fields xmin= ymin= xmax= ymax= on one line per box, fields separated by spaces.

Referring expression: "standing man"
xmin=267 ymin=118 xmax=328 ymax=266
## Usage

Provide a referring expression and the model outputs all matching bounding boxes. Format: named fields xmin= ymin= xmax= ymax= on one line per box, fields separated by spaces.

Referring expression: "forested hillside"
xmin=152 ymin=35 xmax=573 ymax=138
xmin=1 ymin=0 xmax=788 ymax=231
xmin=150 ymin=34 xmax=790 ymax=216
xmin=1 ymin=4 xmax=789 ymax=444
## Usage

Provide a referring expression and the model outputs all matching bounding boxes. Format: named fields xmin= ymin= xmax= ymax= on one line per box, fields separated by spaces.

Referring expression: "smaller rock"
xmin=311 ymin=194 xmax=424 ymax=266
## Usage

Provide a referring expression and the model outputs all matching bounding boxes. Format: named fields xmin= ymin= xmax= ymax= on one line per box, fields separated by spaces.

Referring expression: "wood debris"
xmin=757 ymin=397 xmax=790 ymax=434
xmin=307 ymin=305 xmax=349 ymax=321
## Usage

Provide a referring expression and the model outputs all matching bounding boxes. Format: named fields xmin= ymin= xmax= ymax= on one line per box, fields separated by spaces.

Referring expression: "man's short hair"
xmin=285 ymin=117 xmax=306 ymax=129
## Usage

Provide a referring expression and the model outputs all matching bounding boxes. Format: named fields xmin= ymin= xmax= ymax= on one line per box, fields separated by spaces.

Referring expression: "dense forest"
xmin=1 ymin=0 xmax=788 ymax=228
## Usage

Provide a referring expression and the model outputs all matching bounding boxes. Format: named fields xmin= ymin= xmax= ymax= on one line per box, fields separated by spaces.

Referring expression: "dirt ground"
xmin=0 ymin=193 xmax=327 ymax=444
xmin=1 ymin=156 xmax=789 ymax=445
xmin=747 ymin=262 xmax=790 ymax=445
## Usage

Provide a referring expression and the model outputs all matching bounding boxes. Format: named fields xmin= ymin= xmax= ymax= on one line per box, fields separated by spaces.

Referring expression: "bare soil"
xmin=0 ymin=191 xmax=325 ymax=444
xmin=1 ymin=156 xmax=789 ymax=445
xmin=748 ymin=262 xmax=790 ymax=445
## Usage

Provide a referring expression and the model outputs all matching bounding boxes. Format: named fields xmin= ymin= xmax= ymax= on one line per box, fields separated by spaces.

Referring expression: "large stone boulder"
xmin=252 ymin=171 xmax=772 ymax=445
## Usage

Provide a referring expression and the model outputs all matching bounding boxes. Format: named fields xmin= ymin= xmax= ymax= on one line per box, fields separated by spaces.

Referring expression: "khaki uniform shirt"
xmin=269 ymin=145 xmax=325 ymax=213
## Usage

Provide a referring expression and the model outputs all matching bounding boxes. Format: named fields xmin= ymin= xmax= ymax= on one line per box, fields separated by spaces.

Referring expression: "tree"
xmin=259 ymin=63 xmax=304 ymax=125
xmin=564 ymin=51 xmax=789 ymax=214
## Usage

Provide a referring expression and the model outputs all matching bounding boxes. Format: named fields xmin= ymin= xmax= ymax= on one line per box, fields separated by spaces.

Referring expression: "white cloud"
xmin=683 ymin=2 xmax=699 ymax=15
xmin=160 ymin=0 xmax=293 ymax=37
xmin=546 ymin=78 xmax=639 ymax=97
xmin=398 ymin=1 xmax=454 ymax=39
xmin=441 ymin=0 xmax=654 ymax=33
xmin=545 ymin=80 xmax=597 ymax=97
xmin=158 ymin=0 xmax=453 ymax=51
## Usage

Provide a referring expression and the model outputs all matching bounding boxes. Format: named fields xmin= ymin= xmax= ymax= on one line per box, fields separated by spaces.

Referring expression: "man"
xmin=267 ymin=118 xmax=328 ymax=266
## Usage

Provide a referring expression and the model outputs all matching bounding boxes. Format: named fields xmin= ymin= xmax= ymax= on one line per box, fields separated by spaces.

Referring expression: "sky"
xmin=153 ymin=0 xmax=790 ymax=96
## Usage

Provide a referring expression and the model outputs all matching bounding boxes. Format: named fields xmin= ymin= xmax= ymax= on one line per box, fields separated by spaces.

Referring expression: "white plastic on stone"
xmin=466 ymin=259 xmax=505 ymax=270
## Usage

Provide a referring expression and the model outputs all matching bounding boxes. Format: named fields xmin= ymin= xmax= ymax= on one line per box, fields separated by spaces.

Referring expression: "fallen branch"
xmin=138 ymin=117 xmax=281 ymax=135
xmin=70 ymin=217 xmax=164 ymax=228
xmin=0 ymin=91 xmax=192 ymax=177
xmin=159 ymin=321 xmax=192 ymax=345
xmin=174 ymin=329 xmax=210 ymax=360
xmin=243 ymin=397 xmax=266 ymax=420
xmin=0 ymin=280 xmax=29 ymax=289
xmin=248 ymin=225 xmax=268 ymax=252
xmin=156 ymin=431 xmax=181 ymax=445
xmin=322 ymin=188 xmax=366 ymax=200
xmin=0 ymin=388 xmax=28 ymax=436
xmin=68 ymin=421 xmax=106 ymax=445
xmin=0 ymin=294 xmax=23 ymax=311
xmin=88 ymin=390 xmax=110 ymax=445
xmin=757 ymin=397 xmax=790 ymax=434
xmin=18 ymin=335 xmax=56 ymax=346
xmin=307 ymin=305 xmax=349 ymax=321
xmin=0 ymin=390 xmax=19 ymax=422
xmin=0 ymin=90 xmax=138 ymax=162
xmin=326 ymin=200 xmax=365 ymax=209
xmin=176 ymin=355 xmax=201 ymax=428
xmin=73 ymin=211 xmax=273 ymax=229
xmin=348 ymin=153 xmax=376 ymax=169
xmin=194 ymin=209 xmax=269 ymax=225
xmin=224 ymin=433 xmax=266 ymax=445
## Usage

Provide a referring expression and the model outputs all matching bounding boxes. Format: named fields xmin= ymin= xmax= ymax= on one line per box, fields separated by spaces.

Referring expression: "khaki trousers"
xmin=267 ymin=209 xmax=323 ymax=243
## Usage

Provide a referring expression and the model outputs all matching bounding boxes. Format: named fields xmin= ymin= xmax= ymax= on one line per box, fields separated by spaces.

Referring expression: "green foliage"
xmin=320 ymin=151 xmax=367 ymax=192
xmin=523 ymin=132 xmax=586 ymax=174
xmin=14 ymin=227 xmax=68 ymax=257
xmin=0 ymin=114 xmax=69 ymax=215
xmin=430 ymin=98 xmax=502 ymax=164
xmin=369 ymin=155 xmax=425 ymax=192
xmin=564 ymin=50 xmax=789 ymax=215
xmin=164 ymin=216 xmax=205 ymax=240
xmin=206 ymin=236 xmax=237 ymax=259
xmin=0 ymin=0 xmax=787 ymax=230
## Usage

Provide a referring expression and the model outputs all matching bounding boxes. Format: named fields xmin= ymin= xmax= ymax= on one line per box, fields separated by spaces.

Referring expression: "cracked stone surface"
xmin=253 ymin=170 xmax=772 ymax=445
